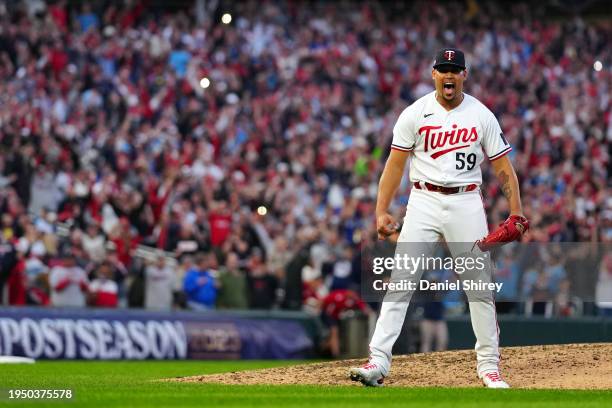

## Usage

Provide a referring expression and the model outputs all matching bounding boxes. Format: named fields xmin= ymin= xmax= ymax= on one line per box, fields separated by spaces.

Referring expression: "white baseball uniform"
xmin=369 ymin=90 xmax=512 ymax=377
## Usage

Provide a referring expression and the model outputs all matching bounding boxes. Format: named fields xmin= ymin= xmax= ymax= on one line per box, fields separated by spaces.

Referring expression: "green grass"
xmin=0 ymin=360 xmax=610 ymax=408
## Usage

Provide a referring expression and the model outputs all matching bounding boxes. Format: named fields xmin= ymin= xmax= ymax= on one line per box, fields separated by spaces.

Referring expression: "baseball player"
xmin=349 ymin=48 xmax=528 ymax=388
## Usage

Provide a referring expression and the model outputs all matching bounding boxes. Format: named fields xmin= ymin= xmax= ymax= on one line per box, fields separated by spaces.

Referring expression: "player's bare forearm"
xmin=375 ymin=150 xmax=410 ymax=216
xmin=491 ymin=155 xmax=523 ymax=216
xmin=374 ymin=150 xmax=410 ymax=239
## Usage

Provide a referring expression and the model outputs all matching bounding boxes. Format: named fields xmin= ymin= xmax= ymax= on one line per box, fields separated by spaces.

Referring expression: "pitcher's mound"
xmin=176 ymin=343 xmax=612 ymax=389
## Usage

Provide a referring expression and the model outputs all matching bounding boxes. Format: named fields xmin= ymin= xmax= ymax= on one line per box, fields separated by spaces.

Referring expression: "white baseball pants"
xmin=369 ymin=187 xmax=500 ymax=377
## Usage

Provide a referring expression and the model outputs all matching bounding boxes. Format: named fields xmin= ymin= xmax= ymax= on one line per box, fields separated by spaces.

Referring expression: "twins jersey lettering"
xmin=391 ymin=91 xmax=511 ymax=187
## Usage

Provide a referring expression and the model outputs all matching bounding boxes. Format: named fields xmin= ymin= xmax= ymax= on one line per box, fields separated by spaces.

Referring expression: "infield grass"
xmin=0 ymin=360 xmax=610 ymax=408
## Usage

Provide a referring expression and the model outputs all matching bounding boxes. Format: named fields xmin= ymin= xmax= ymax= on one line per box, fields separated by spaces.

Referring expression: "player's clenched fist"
xmin=376 ymin=213 xmax=400 ymax=240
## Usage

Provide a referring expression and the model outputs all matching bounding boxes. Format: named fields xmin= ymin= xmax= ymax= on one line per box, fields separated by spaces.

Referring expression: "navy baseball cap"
xmin=433 ymin=48 xmax=466 ymax=70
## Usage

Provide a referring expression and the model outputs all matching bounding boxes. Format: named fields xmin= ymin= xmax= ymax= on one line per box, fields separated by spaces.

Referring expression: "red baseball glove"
xmin=476 ymin=215 xmax=529 ymax=252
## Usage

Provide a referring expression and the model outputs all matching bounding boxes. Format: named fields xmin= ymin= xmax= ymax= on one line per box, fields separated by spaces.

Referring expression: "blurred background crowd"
xmin=0 ymin=0 xmax=610 ymax=335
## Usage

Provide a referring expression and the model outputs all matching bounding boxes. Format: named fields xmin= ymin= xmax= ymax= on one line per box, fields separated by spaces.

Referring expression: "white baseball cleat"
xmin=348 ymin=363 xmax=385 ymax=387
xmin=480 ymin=371 xmax=510 ymax=388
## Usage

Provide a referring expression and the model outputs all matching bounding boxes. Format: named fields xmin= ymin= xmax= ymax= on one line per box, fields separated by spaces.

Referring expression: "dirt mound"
xmin=175 ymin=343 xmax=612 ymax=389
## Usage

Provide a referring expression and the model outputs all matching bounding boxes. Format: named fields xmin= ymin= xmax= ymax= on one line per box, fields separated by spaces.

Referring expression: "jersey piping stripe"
xmin=430 ymin=144 xmax=470 ymax=159
xmin=391 ymin=144 xmax=414 ymax=152
xmin=488 ymin=146 xmax=512 ymax=161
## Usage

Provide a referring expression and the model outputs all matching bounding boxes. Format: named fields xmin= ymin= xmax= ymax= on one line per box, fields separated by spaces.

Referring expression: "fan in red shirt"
xmin=322 ymin=289 xmax=368 ymax=322
xmin=88 ymin=261 xmax=119 ymax=308
xmin=321 ymin=289 xmax=370 ymax=358
xmin=6 ymin=252 xmax=27 ymax=305
xmin=208 ymin=201 xmax=232 ymax=247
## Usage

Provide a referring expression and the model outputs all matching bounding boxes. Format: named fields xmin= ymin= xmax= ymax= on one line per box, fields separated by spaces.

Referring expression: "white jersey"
xmin=391 ymin=91 xmax=511 ymax=187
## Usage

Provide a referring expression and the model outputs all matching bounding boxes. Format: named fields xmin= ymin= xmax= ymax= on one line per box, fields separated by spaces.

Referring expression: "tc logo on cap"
xmin=444 ymin=50 xmax=455 ymax=61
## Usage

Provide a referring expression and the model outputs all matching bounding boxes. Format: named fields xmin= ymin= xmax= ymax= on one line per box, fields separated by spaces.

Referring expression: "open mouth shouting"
xmin=443 ymin=81 xmax=456 ymax=98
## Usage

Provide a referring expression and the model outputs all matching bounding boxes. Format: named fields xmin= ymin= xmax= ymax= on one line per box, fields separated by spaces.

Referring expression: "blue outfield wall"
xmin=0 ymin=307 xmax=315 ymax=360
xmin=2 ymin=307 xmax=608 ymax=360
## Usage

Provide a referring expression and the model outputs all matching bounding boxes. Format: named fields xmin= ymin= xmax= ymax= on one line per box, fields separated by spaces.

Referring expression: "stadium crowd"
xmin=0 ymin=0 xmax=610 ymax=319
